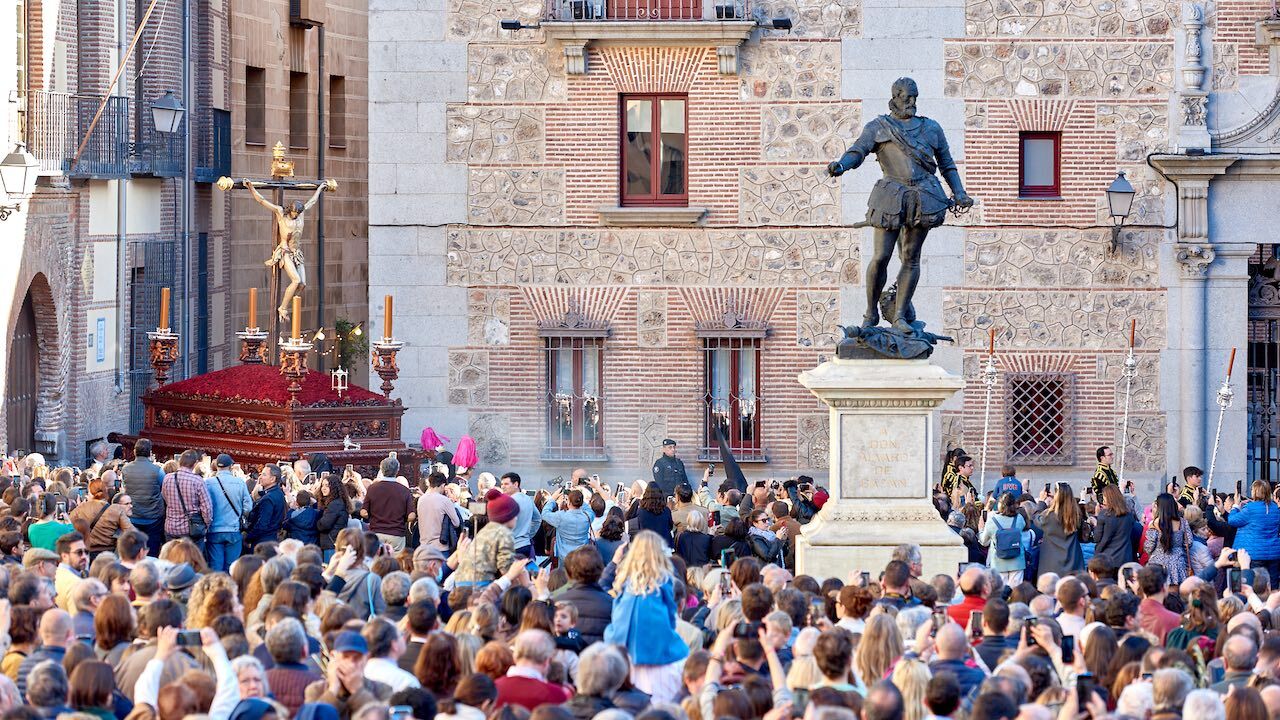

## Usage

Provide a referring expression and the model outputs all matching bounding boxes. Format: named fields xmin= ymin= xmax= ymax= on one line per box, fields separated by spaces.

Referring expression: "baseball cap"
xmin=216 ymin=453 xmax=234 ymax=468
xmin=331 ymin=630 xmax=368 ymax=654
xmin=662 ymin=439 xmax=677 ymax=447
xmin=22 ymin=548 xmax=57 ymax=568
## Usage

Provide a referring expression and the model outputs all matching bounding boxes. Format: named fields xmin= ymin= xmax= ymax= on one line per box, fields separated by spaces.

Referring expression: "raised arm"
xmin=245 ymin=182 xmax=283 ymax=216
xmin=301 ymin=182 xmax=328 ymax=213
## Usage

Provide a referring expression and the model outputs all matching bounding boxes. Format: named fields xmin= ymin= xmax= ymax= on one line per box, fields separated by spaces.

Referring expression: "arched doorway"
xmin=5 ymin=287 xmax=39 ymax=454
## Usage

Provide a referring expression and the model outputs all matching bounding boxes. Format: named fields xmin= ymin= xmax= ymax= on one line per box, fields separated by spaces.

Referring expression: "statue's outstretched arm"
xmin=828 ymin=121 xmax=878 ymax=177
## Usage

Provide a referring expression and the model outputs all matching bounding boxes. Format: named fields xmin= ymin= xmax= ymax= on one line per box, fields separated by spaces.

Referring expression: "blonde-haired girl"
xmin=603 ymin=530 xmax=689 ymax=704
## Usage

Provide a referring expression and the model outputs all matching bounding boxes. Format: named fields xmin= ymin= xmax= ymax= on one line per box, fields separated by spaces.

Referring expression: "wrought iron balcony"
xmin=131 ymin=117 xmax=184 ymax=178
xmin=544 ymin=0 xmax=749 ymax=21
xmin=539 ymin=0 xmax=757 ymax=74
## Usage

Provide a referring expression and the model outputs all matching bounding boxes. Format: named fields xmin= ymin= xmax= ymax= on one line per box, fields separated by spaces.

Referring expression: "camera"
xmin=733 ymin=621 xmax=762 ymax=639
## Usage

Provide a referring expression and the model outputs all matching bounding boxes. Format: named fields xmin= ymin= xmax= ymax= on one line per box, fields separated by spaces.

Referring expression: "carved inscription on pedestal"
xmin=839 ymin=413 xmax=927 ymax=500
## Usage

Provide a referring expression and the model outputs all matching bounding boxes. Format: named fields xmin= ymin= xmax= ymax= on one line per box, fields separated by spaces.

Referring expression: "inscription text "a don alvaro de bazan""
xmin=858 ymin=438 xmax=911 ymax=489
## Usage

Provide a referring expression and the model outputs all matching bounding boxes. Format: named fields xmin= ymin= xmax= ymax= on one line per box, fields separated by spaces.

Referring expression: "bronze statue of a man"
xmin=828 ymin=78 xmax=973 ymax=336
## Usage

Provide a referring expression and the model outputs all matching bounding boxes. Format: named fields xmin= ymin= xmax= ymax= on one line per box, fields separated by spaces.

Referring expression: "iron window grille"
xmin=539 ymin=302 xmax=610 ymax=461
xmin=545 ymin=0 xmax=748 ymax=21
xmin=1004 ymin=372 xmax=1075 ymax=465
xmin=697 ymin=303 xmax=768 ymax=462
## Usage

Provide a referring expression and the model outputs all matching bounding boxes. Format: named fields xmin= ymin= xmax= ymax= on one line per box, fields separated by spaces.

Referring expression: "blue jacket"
xmin=510 ymin=492 xmax=542 ymax=550
xmin=247 ymin=486 xmax=286 ymax=545
xmin=992 ymin=477 xmax=1023 ymax=498
xmin=206 ymin=471 xmax=253 ymax=534
xmin=1228 ymin=501 xmax=1280 ymax=561
xmin=604 ymin=577 xmax=689 ymax=666
xmin=285 ymin=506 xmax=320 ymax=545
xmin=542 ymin=502 xmax=594 ymax=560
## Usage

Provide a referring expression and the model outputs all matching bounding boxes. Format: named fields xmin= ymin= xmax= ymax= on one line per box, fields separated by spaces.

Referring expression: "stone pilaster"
xmin=1150 ymin=154 xmax=1238 ymax=475
xmin=1177 ymin=3 xmax=1211 ymax=150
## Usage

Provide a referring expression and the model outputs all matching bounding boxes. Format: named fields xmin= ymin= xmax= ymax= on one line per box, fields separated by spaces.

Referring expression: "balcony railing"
xmin=23 ymin=92 xmax=134 ymax=179
xmin=132 ymin=117 xmax=184 ymax=178
xmin=545 ymin=0 xmax=749 ymax=21
xmin=195 ymin=109 xmax=231 ymax=183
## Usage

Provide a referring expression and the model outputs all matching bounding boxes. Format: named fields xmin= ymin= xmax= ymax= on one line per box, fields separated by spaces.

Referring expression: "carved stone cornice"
xmin=1175 ymin=242 xmax=1217 ymax=277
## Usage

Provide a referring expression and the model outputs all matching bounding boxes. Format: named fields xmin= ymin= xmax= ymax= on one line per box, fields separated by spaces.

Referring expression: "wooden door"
xmin=5 ymin=290 xmax=38 ymax=454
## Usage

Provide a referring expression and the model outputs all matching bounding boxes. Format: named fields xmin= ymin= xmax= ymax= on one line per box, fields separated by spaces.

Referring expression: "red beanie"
xmin=487 ymin=492 xmax=519 ymax=524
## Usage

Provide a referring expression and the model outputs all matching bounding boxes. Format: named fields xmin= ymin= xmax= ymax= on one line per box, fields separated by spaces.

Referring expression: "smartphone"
xmin=590 ymin=474 xmax=600 ymax=483
xmin=754 ymin=480 xmax=766 ymax=489
xmin=810 ymin=598 xmax=826 ymax=624
xmin=1043 ymin=483 xmax=1051 ymax=496
xmin=708 ymin=463 xmax=716 ymax=476
xmin=389 ymin=706 xmax=413 ymax=720
xmin=615 ymin=482 xmax=624 ymax=495
xmin=957 ymin=562 xmax=968 ymax=577
xmin=1122 ymin=567 xmax=1135 ymax=586
xmin=720 ymin=548 xmax=736 ymax=568
xmin=1230 ymin=568 xmax=1243 ymax=593
xmin=931 ymin=608 xmax=947 ymax=634
xmin=538 ymin=556 xmax=553 ymax=569
xmin=1024 ymin=617 xmax=1039 ymax=647
xmin=969 ymin=611 xmax=983 ymax=639
xmin=55 ymin=501 xmax=66 ymax=517
xmin=1236 ymin=479 xmax=1244 ymax=497
xmin=1077 ymin=672 xmax=1095 ymax=716
xmin=345 ymin=464 xmax=355 ymax=473
xmin=175 ymin=630 xmax=202 ymax=647
xmin=526 ymin=560 xmax=540 ymax=575
xmin=860 ymin=571 xmax=871 ymax=587
xmin=719 ymin=571 xmax=732 ymax=597
xmin=1062 ymin=635 xmax=1076 ymax=664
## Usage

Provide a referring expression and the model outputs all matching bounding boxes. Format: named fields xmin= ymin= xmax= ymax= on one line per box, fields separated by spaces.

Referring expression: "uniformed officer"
xmin=941 ymin=454 xmax=976 ymax=497
xmin=651 ymin=439 xmax=690 ymax=498
xmin=1089 ymin=445 xmax=1119 ymax=496
xmin=1178 ymin=465 xmax=1205 ymax=507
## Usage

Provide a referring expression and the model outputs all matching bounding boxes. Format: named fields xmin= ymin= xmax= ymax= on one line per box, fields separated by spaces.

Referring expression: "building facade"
xmin=0 ymin=0 xmax=369 ymax=465
xmin=370 ymin=0 xmax=1279 ymax=493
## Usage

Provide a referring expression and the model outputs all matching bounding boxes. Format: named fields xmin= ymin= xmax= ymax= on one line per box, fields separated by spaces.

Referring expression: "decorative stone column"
xmin=1178 ymin=3 xmax=1211 ymax=150
xmin=794 ymin=358 xmax=967 ymax=580
xmin=1150 ymin=155 xmax=1238 ymax=472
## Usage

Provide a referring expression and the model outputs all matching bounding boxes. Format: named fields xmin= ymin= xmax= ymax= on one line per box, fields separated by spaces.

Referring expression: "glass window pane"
xmin=582 ymin=346 xmax=599 ymax=396
xmin=660 ymin=99 xmax=684 ymax=134
xmin=625 ymin=99 xmax=652 ymax=197
xmin=1022 ymin=137 xmax=1055 ymax=188
xmin=626 ymin=99 xmax=652 ymax=132
xmin=555 ymin=347 xmax=573 ymax=395
xmin=658 ymin=101 xmax=686 ymax=196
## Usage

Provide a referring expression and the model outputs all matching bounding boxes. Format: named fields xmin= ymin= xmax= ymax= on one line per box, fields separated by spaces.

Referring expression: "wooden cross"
xmin=217 ymin=142 xmax=337 ymax=365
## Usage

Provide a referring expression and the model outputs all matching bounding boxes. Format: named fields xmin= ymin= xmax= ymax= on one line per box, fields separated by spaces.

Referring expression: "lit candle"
xmin=1228 ymin=347 xmax=1237 ymax=378
xmin=384 ymin=295 xmax=394 ymax=340
xmin=249 ymin=288 xmax=258 ymax=329
xmin=159 ymin=287 xmax=170 ymax=331
xmin=1129 ymin=319 xmax=1136 ymax=348
xmin=292 ymin=296 xmax=301 ymax=340
xmin=988 ymin=327 xmax=995 ymax=355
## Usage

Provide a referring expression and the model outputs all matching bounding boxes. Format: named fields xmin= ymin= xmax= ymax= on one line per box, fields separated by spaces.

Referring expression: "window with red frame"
xmin=621 ymin=95 xmax=687 ymax=206
xmin=544 ymin=336 xmax=606 ymax=460
xmin=702 ymin=337 xmax=765 ymax=461
xmin=1019 ymin=131 xmax=1060 ymax=198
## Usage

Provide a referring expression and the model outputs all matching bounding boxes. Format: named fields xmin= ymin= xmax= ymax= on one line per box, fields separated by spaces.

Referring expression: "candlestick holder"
xmin=147 ymin=329 xmax=180 ymax=387
xmin=237 ymin=327 xmax=269 ymax=364
xmin=372 ymin=338 xmax=405 ymax=398
xmin=278 ymin=338 xmax=314 ymax=406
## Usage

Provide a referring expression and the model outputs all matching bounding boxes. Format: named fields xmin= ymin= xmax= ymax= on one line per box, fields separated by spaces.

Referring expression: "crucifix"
xmin=217 ymin=142 xmax=337 ymax=364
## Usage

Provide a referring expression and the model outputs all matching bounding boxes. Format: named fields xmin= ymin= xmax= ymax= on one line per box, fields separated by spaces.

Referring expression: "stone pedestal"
xmin=795 ymin=357 xmax=968 ymax=580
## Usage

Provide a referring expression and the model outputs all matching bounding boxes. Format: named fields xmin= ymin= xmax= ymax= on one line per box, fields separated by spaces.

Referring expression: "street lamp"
xmin=150 ymin=91 xmax=185 ymax=134
xmin=0 ymin=143 xmax=38 ymax=221
xmin=1106 ymin=170 xmax=1135 ymax=255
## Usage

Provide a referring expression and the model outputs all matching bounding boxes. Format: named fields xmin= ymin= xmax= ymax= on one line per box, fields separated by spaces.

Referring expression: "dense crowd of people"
xmin=0 ymin=438 xmax=1275 ymax=720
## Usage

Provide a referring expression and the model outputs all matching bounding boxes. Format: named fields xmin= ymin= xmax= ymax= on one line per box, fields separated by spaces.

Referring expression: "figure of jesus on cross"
xmin=217 ymin=142 xmax=337 ymax=360
xmin=245 ymin=179 xmax=332 ymax=322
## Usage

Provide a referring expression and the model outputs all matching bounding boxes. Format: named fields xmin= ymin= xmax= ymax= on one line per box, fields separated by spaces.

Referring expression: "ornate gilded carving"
xmin=154 ymin=410 xmax=288 ymax=439
xmin=298 ymin=420 xmax=390 ymax=441
xmin=148 ymin=331 xmax=180 ymax=388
